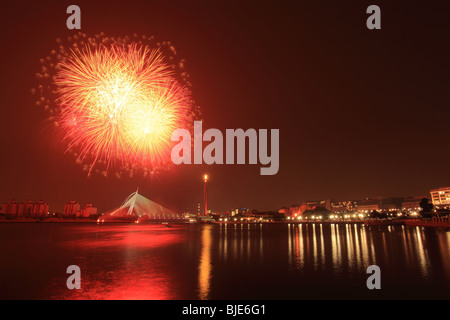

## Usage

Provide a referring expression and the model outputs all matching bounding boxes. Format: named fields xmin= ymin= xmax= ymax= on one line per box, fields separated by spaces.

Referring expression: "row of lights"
xmin=218 ymin=218 xmax=268 ymax=222
xmin=287 ymin=214 xmax=366 ymax=220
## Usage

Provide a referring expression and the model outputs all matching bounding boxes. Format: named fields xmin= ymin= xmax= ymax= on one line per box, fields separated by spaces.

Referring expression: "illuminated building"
xmin=402 ymin=196 xmax=426 ymax=211
xmin=0 ymin=199 xmax=48 ymax=218
xmin=0 ymin=202 xmax=7 ymax=214
xmin=24 ymin=200 xmax=33 ymax=217
xmin=80 ymin=203 xmax=98 ymax=217
xmin=356 ymin=197 xmax=403 ymax=212
xmin=17 ymin=203 xmax=24 ymax=217
xmin=430 ymin=187 xmax=450 ymax=208
xmin=356 ymin=199 xmax=380 ymax=213
xmin=64 ymin=200 xmax=80 ymax=217
xmin=302 ymin=199 xmax=332 ymax=211
xmin=32 ymin=201 xmax=49 ymax=217
xmin=330 ymin=200 xmax=357 ymax=213
xmin=5 ymin=200 xmax=18 ymax=217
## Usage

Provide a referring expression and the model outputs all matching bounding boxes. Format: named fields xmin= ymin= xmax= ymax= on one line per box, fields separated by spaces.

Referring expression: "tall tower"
xmin=203 ymin=174 xmax=208 ymax=216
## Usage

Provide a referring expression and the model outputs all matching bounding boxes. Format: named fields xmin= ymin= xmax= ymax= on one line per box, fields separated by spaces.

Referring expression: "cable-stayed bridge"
xmin=98 ymin=189 xmax=181 ymax=223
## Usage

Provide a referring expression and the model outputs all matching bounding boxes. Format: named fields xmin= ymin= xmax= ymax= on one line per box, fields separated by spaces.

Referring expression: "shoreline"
xmin=0 ymin=218 xmax=449 ymax=228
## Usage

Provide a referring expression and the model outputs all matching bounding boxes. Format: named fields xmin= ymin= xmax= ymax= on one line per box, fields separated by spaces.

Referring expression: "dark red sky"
xmin=0 ymin=1 xmax=449 ymax=213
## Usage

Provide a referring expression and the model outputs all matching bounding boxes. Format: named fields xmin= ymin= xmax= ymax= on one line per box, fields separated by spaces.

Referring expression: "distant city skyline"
xmin=1 ymin=185 xmax=448 ymax=216
xmin=1 ymin=1 xmax=450 ymax=213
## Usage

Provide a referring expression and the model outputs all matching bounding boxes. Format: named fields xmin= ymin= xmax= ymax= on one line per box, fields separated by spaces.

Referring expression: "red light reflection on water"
xmin=60 ymin=268 xmax=175 ymax=300
xmin=60 ymin=224 xmax=182 ymax=249
xmin=48 ymin=224 xmax=184 ymax=300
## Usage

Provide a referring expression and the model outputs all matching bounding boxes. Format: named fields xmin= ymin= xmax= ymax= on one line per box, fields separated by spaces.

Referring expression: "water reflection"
xmin=219 ymin=223 xmax=266 ymax=264
xmin=286 ymin=223 xmax=439 ymax=277
xmin=45 ymin=224 xmax=185 ymax=299
xmin=437 ymin=230 xmax=450 ymax=282
xmin=0 ymin=223 xmax=448 ymax=299
xmin=259 ymin=223 xmax=263 ymax=260
xmin=414 ymin=227 xmax=430 ymax=278
xmin=198 ymin=225 xmax=212 ymax=300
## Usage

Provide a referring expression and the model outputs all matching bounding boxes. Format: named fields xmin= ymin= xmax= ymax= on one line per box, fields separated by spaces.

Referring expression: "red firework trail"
xmin=34 ymin=33 xmax=200 ymax=178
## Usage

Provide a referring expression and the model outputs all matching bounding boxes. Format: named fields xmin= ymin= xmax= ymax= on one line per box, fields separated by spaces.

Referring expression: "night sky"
xmin=0 ymin=1 xmax=449 ymax=213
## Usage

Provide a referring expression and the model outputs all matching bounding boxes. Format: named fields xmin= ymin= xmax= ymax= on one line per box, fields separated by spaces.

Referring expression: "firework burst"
xmin=34 ymin=33 xmax=200 ymax=178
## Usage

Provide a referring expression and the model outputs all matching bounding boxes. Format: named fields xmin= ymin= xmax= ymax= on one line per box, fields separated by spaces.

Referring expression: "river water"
xmin=0 ymin=223 xmax=448 ymax=299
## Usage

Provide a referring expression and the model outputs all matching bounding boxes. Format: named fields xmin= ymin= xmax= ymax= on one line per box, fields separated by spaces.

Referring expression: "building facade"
xmin=401 ymin=196 xmax=426 ymax=212
xmin=79 ymin=203 xmax=98 ymax=218
xmin=64 ymin=201 xmax=80 ymax=217
xmin=1 ymin=199 xmax=49 ymax=218
xmin=430 ymin=187 xmax=450 ymax=208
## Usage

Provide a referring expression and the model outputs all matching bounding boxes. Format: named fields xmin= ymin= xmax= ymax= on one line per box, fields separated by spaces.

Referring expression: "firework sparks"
xmin=35 ymin=33 xmax=200 ymax=177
